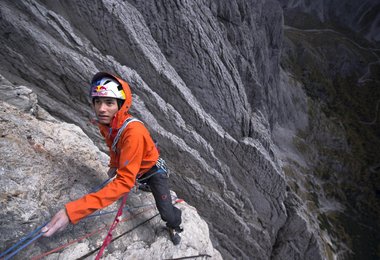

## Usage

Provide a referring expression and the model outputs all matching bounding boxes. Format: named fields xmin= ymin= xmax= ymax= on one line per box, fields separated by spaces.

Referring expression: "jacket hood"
xmin=91 ymin=72 xmax=132 ymax=129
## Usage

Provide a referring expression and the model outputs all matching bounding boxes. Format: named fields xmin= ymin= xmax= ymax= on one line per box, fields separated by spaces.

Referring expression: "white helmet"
xmin=90 ymin=77 xmax=126 ymax=100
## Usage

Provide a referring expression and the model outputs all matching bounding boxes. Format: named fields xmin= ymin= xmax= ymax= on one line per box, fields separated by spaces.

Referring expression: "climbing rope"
xmin=89 ymin=176 xmax=115 ymax=193
xmin=0 ymin=176 xmax=116 ymax=260
xmin=31 ymin=205 xmax=156 ymax=260
xmin=95 ymin=193 xmax=128 ymax=260
xmin=1 ymin=200 xmax=160 ymax=259
xmin=164 ymin=254 xmax=212 ymax=260
xmin=1 ymin=173 xmax=184 ymax=260
xmin=30 ymin=225 xmax=108 ymax=260
xmin=76 ymin=199 xmax=183 ymax=260
xmin=76 ymin=211 xmax=161 ymax=260
xmin=2 ymin=232 xmax=44 ymax=260
xmin=32 ymin=199 xmax=211 ymax=260
xmin=0 ymin=222 xmax=48 ymax=259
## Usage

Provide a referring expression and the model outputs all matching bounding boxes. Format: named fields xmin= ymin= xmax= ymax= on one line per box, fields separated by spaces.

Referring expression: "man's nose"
xmin=98 ymin=102 xmax=107 ymax=112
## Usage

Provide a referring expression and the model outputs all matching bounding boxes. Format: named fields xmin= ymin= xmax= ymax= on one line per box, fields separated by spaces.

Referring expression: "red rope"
xmin=29 ymin=198 xmax=183 ymax=259
xmin=31 ymin=206 xmax=155 ymax=260
xmin=31 ymin=225 xmax=108 ymax=260
xmin=95 ymin=193 xmax=129 ymax=260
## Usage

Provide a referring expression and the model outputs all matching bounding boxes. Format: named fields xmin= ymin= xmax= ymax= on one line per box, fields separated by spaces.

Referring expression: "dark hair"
xmin=117 ymin=99 xmax=125 ymax=109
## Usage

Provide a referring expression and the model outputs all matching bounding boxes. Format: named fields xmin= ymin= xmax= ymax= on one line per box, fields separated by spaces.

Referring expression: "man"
xmin=41 ymin=72 xmax=182 ymax=245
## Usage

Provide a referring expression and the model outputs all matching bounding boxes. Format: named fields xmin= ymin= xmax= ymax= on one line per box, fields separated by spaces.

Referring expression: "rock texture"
xmin=0 ymin=99 xmax=222 ymax=259
xmin=1 ymin=0 xmax=378 ymax=259
xmin=0 ymin=1 xmax=298 ymax=259
xmin=278 ymin=1 xmax=380 ymax=259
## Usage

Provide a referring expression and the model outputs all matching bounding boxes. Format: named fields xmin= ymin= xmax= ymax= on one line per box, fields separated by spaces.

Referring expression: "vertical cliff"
xmin=0 ymin=97 xmax=222 ymax=259
xmin=1 ymin=0 xmax=378 ymax=259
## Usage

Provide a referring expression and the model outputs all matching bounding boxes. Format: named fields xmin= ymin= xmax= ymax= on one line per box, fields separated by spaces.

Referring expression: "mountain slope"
xmin=2 ymin=0 xmax=378 ymax=259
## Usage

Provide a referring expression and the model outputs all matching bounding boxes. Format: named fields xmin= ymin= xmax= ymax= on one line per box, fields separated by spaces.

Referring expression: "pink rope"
xmin=95 ymin=193 xmax=129 ymax=260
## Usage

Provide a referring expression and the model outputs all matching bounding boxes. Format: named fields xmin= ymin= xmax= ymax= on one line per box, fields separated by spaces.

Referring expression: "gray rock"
xmin=0 ymin=100 xmax=222 ymax=259
xmin=5 ymin=0 xmax=377 ymax=259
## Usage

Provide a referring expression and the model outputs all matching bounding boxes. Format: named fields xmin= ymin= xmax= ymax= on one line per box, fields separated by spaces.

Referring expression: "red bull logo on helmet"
xmin=90 ymin=77 xmax=126 ymax=100
xmin=91 ymin=85 xmax=108 ymax=96
xmin=96 ymin=85 xmax=107 ymax=92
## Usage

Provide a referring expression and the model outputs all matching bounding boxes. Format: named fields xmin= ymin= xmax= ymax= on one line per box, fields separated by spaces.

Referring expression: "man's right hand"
xmin=107 ymin=167 xmax=117 ymax=178
xmin=42 ymin=208 xmax=70 ymax=237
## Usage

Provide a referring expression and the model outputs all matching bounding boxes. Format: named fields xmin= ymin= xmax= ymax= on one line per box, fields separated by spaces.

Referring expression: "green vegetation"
xmin=281 ymin=26 xmax=380 ymax=259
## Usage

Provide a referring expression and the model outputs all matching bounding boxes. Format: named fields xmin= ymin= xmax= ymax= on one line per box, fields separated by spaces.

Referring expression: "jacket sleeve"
xmin=65 ymin=124 xmax=145 ymax=224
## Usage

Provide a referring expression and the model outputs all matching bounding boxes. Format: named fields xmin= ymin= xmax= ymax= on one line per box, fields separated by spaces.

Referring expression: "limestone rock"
xmin=2 ymin=0 xmax=377 ymax=259
xmin=0 ymin=100 xmax=221 ymax=259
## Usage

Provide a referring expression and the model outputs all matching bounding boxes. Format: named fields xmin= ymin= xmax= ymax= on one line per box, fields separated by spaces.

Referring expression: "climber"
xmin=41 ymin=72 xmax=182 ymax=245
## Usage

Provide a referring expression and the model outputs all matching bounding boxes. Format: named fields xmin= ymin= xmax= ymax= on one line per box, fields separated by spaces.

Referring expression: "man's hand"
xmin=107 ymin=167 xmax=117 ymax=178
xmin=42 ymin=208 xmax=70 ymax=237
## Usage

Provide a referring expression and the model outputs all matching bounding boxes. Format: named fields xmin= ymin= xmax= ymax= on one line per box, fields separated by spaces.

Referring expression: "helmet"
xmin=90 ymin=77 xmax=126 ymax=100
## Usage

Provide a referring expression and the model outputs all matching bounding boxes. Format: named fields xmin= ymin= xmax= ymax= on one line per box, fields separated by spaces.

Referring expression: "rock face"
xmin=1 ymin=0 xmax=378 ymax=259
xmin=0 ymin=99 xmax=222 ymax=259
xmin=0 ymin=1 xmax=295 ymax=259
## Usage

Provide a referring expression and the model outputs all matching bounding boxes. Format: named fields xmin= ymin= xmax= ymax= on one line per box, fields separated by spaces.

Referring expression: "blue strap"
xmin=0 ymin=222 xmax=48 ymax=258
xmin=89 ymin=177 xmax=114 ymax=193
xmin=0 ymin=175 xmax=138 ymax=259
xmin=0 ymin=176 xmax=115 ymax=258
xmin=2 ymin=231 xmax=44 ymax=260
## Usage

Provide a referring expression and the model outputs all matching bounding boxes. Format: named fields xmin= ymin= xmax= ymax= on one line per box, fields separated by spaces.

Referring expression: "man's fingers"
xmin=41 ymin=212 xmax=59 ymax=236
xmin=42 ymin=218 xmax=60 ymax=237
xmin=57 ymin=222 xmax=69 ymax=233
xmin=41 ymin=225 xmax=49 ymax=233
xmin=41 ymin=209 xmax=70 ymax=237
xmin=42 ymin=225 xmax=58 ymax=237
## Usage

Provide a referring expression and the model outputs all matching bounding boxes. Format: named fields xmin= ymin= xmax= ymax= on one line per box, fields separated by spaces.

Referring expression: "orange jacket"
xmin=65 ymin=73 xmax=159 ymax=224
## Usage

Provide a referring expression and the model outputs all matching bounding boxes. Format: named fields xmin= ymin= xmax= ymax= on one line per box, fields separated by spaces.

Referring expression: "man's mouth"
xmin=98 ymin=115 xmax=109 ymax=120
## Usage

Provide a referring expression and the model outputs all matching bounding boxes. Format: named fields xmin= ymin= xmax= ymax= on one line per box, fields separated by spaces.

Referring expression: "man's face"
xmin=93 ymin=97 xmax=119 ymax=125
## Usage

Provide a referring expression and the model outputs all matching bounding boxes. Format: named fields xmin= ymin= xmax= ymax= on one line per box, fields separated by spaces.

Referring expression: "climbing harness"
xmin=133 ymin=157 xmax=169 ymax=194
xmin=137 ymin=157 xmax=169 ymax=183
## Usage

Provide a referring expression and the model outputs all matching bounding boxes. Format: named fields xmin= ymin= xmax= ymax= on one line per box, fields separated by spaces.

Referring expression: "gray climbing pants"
xmin=138 ymin=166 xmax=182 ymax=229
